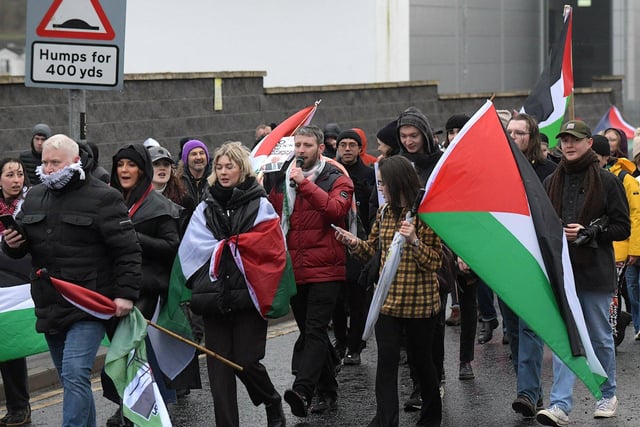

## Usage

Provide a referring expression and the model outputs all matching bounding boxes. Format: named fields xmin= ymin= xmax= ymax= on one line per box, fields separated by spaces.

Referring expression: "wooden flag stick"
xmin=146 ymin=320 xmax=243 ymax=371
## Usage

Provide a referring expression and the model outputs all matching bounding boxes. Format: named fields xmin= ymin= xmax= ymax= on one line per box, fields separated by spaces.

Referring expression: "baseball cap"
xmin=556 ymin=120 xmax=591 ymax=139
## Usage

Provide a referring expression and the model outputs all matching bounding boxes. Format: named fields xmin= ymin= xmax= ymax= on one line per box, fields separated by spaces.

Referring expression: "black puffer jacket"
xmin=110 ymin=144 xmax=181 ymax=316
xmin=3 ymin=142 xmax=142 ymax=334
xmin=190 ymin=177 xmax=264 ymax=317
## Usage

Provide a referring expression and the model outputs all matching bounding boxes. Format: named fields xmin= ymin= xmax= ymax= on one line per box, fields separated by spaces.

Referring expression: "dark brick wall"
xmin=0 ymin=72 xmax=620 ymax=168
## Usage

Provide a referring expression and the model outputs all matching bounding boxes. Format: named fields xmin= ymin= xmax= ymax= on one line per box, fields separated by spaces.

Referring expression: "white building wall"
xmin=125 ymin=0 xmax=409 ymax=87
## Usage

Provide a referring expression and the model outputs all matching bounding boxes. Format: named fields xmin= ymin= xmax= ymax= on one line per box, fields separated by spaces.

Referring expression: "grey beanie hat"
xmin=396 ymin=107 xmax=438 ymax=153
xmin=32 ymin=123 xmax=52 ymax=138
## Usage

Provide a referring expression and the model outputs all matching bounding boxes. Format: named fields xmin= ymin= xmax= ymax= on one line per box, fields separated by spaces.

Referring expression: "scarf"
xmin=281 ymin=157 xmax=325 ymax=237
xmin=547 ymin=150 xmax=603 ymax=225
xmin=36 ymin=161 xmax=85 ymax=190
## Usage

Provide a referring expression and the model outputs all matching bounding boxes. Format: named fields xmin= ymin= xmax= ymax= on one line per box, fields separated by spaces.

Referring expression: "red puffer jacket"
xmin=269 ymin=163 xmax=353 ymax=285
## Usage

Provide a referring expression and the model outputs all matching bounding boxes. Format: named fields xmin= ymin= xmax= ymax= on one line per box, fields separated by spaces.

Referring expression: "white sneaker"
xmin=594 ymin=395 xmax=618 ymax=418
xmin=635 ymin=330 xmax=640 ymax=340
xmin=536 ymin=405 xmax=569 ymax=426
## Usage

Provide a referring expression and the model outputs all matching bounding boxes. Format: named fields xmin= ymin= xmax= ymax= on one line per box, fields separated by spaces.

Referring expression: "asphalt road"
xmin=18 ymin=318 xmax=640 ymax=426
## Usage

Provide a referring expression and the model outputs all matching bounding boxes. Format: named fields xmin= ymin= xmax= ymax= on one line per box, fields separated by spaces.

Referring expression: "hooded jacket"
xmin=3 ymin=141 xmax=142 ymax=334
xmin=608 ymin=157 xmax=640 ymax=261
xmin=110 ymin=144 xmax=181 ymax=314
xmin=396 ymin=107 xmax=443 ymax=185
xmin=606 ymin=127 xmax=629 ymax=158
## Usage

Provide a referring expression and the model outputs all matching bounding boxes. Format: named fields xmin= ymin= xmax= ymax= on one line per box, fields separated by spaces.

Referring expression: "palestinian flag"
xmin=0 ymin=284 xmax=48 ymax=362
xmin=520 ymin=5 xmax=573 ymax=147
xmin=174 ymin=198 xmax=296 ymax=320
xmin=37 ymin=269 xmax=116 ymax=319
xmin=105 ymin=307 xmax=172 ymax=427
xmin=593 ymin=105 xmax=636 ymax=140
xmin=250 ymin=101 xmax=319 ymax=173
xmin=418 ymin=100 xmax=606 ymax=398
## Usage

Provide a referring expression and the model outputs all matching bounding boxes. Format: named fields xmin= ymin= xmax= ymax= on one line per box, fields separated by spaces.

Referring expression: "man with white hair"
xmin=2 ymin=134 xmax=141 ymax=427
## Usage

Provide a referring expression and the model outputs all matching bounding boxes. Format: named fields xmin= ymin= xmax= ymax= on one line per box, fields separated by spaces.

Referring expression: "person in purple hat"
xmin=180 ymin=139 xmax=211 ymax=203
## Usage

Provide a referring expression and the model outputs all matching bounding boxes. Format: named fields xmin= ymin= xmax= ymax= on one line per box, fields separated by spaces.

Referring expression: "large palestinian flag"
xmin=521 ymin=5 xmax=573 ymax=147
xmin=418 ymin=100 xmax=606 ymax=398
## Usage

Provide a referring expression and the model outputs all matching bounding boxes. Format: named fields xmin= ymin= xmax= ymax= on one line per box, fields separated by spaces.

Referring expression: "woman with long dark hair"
xmin=335 ymin=156 xmax=443 ymax=426
xmin=0 ymin=158 xmax=32 ymax=427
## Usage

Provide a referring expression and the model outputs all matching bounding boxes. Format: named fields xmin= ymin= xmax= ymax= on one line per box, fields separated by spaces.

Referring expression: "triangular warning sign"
xmin=36 ymin=0 xmax=115 ymax=41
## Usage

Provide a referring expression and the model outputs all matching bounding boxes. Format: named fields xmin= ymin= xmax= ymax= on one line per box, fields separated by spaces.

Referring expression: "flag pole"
xmin=146 ymin=320 xmax=243 ymax=371
xmin=564 ymin=4 xmax=575 ymax=120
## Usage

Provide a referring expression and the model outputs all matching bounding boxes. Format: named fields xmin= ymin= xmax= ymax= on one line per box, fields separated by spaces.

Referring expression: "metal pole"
xmin=68 ymin=89 xmax=87 ymax=142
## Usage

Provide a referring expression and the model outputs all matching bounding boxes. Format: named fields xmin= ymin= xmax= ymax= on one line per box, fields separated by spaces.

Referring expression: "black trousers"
xmin=458 ymin=278 xmax=478 ymax=363
xmin=332 ymin=279 xmax=369 ymax=354
xmin=0 ymin=358 xmax=29 ymax=412
xmin=204 ymin=309 xmax=280 ymax=427
xmin=375 ymin=315 xmax=441 ymax=427
xmin=290 ymin=281 xmax=341 ymax=400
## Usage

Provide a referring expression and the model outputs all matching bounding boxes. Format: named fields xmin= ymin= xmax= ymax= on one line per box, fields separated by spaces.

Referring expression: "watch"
xmin=412 ymin=238 xmax=420 ymax=247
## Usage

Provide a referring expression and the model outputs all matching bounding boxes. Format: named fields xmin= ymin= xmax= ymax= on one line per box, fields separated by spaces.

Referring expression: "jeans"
xmin=477 ymin=279 xmax=498 ymax=321
xmin=625 ymin=264 xmax=640 ymax=333
xmin=46 ymin=320 xmax=105 ymax=427
xmin=549 ymin=290 xmax=616 ymax=414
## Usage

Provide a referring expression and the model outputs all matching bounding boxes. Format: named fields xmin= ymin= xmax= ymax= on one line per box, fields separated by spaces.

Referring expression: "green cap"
xmin=556 ymin=120 xmax=591 ymax=139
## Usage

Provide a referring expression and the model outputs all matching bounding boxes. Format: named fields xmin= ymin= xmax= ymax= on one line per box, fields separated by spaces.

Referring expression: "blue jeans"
xmin=625 ymin=264 xmax=640 ymax=333
xmin=549 ymin=290 xmax=616 ymax=414
xmin=476 ymin=279 xmax=498 ymax=322
xmin=517 ymin=321 xmax=544 ymax=403
xmin=46 ymin=320 xmax=105 ymax=427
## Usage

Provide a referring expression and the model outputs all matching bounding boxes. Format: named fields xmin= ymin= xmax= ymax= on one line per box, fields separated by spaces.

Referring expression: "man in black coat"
xmin=19 ymin=123 xmax=51 ymax=185
xmin=2 ymin=134 xmax=141 ymax=427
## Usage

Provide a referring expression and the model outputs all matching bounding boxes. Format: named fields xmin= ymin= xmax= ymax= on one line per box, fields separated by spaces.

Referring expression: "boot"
xmin=445 ymin=306 xmax=461 ymax=326
xmin=266 ymin=395 xmax=286 ymax=427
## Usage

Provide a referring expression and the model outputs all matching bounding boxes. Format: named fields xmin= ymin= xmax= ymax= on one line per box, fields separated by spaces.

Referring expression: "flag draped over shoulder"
xmin=105 ymin=307 xmax=172 ymax=427
xmin=418 ymin=100 xmax=606 ymax=399
xmin=174 ymin=199 xmax=295 ymax=320
xmin=0 ymin=284 xmax=48 ymax=362
xmin=593 ymin=105 xmax=637 ymax=140
xmin=521 ymin=5 xmax=573 ymax=147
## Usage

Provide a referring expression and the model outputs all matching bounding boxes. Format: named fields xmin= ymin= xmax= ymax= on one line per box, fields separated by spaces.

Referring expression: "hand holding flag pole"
xmin=37 ymin=269 xmax=243 ymax=371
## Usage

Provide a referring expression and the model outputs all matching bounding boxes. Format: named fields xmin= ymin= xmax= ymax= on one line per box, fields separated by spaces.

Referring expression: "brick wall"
xmin=0 ymin=72 xmax=619 ymax=168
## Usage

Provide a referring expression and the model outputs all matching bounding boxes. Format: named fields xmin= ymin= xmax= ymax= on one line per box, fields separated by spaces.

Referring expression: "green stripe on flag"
xmin=0 ymin=307 xmax=47 ymax=362
xmin=421 ymin=211 xmax=606 ymax=396
xmin=266 ymin=253 xmax=296 ymax=319
xmin=540 ymin=96 xmax=571 ymax=148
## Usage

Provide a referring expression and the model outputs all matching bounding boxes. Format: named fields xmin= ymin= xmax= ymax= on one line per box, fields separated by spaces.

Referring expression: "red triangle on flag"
xmin=420 ymin=102 xmax=530 ymax=216
xmin=36 ymin=0 xmax=115 ymax=41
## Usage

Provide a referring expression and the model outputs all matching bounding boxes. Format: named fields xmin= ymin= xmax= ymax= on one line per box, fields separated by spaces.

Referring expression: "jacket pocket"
xmin=60 ymin=214 xmax=95 ymax=245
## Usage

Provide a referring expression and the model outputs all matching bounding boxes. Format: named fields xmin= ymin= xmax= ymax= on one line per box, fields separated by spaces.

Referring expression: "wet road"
xmin=24 ymin=319 xmax=640 ymax=426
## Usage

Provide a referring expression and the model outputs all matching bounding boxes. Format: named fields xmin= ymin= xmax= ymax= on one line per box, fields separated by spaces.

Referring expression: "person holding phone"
xmin=0 ymin=158 xmax=32 ymax=426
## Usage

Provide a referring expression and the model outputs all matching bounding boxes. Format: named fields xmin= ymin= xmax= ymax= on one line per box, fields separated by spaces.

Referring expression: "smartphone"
xmin=330 ymin=224 xmax=342 ymax=233
xmin=0 ymin=215 xmax=23 ymax=235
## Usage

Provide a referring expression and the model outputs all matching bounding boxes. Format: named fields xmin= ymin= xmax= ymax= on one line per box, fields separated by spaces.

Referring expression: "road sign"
xmin=25 ymin=0 xmax=126 ymax=91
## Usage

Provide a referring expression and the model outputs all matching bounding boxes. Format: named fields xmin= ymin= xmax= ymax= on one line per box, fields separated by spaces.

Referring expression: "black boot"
xmin=266 ymin=396 xmax=286 ymax=427
xmin=615 ymin=311 xmax=632 ymax=347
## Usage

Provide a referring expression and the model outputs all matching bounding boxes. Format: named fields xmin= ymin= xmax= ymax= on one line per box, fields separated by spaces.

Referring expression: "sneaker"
xmin=284 ymin=388 xmax=309 ymax=417
xmin=309 ymin=395 xmax=338 ymax=414
xmin=343 ymin=352 xmax=361 ymax=365
xmin=403 ymin=387 xmax=422 ymax=412
xmin=512 ymin=395 xmax=536 ymax=418
xmin=536 ymin=405 xmax=569 ymax=427
xmin=439 ymin=382 xmax=445 ymax=399
xmin=445 ymin=306 xmax=461 ymax=326
xmin=478 ymin=318 xmax=499 ymax=344
xmin=594 ymin=395 xmax=618 ymax=418
xmin=458 ymin=362 xmax=474 ymax=380
xmin=635 ymin=330 xmax=640 ymax=341
xmin=0 ymin=407 xmax=31 ymax=427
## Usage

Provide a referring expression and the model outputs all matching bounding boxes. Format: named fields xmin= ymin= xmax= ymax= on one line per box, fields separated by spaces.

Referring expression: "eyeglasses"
xmin=338 ymin=142 xmax=359 ymax=149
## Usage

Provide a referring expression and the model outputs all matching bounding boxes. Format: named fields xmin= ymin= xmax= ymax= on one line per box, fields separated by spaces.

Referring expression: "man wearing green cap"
xmin=536 ymin=120 xmax=630 ymax=426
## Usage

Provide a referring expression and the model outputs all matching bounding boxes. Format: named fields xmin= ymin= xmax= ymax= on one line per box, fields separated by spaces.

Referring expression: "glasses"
xmin=338 ymin=142 xmax=359 ymax=149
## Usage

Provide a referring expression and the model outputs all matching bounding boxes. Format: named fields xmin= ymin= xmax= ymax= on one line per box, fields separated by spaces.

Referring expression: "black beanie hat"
xmin=377 ymin=121 xmax=400 ymax=151
xmin=336 ymin=129 xmax=362 ymax=146
xmin=113 ymin=146 xmax=146 ymax=171
xmin=591 ymin=135 xmax=611 ymax=157
xmin=323 ymin=123 xmax=341 ymax=139
xmin=445 ymin=114 xmax=470 ymax=131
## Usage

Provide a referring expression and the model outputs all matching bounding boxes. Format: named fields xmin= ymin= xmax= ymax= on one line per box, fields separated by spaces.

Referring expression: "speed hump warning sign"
xmin=25 ymin=0 xmax=126 ymax=91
